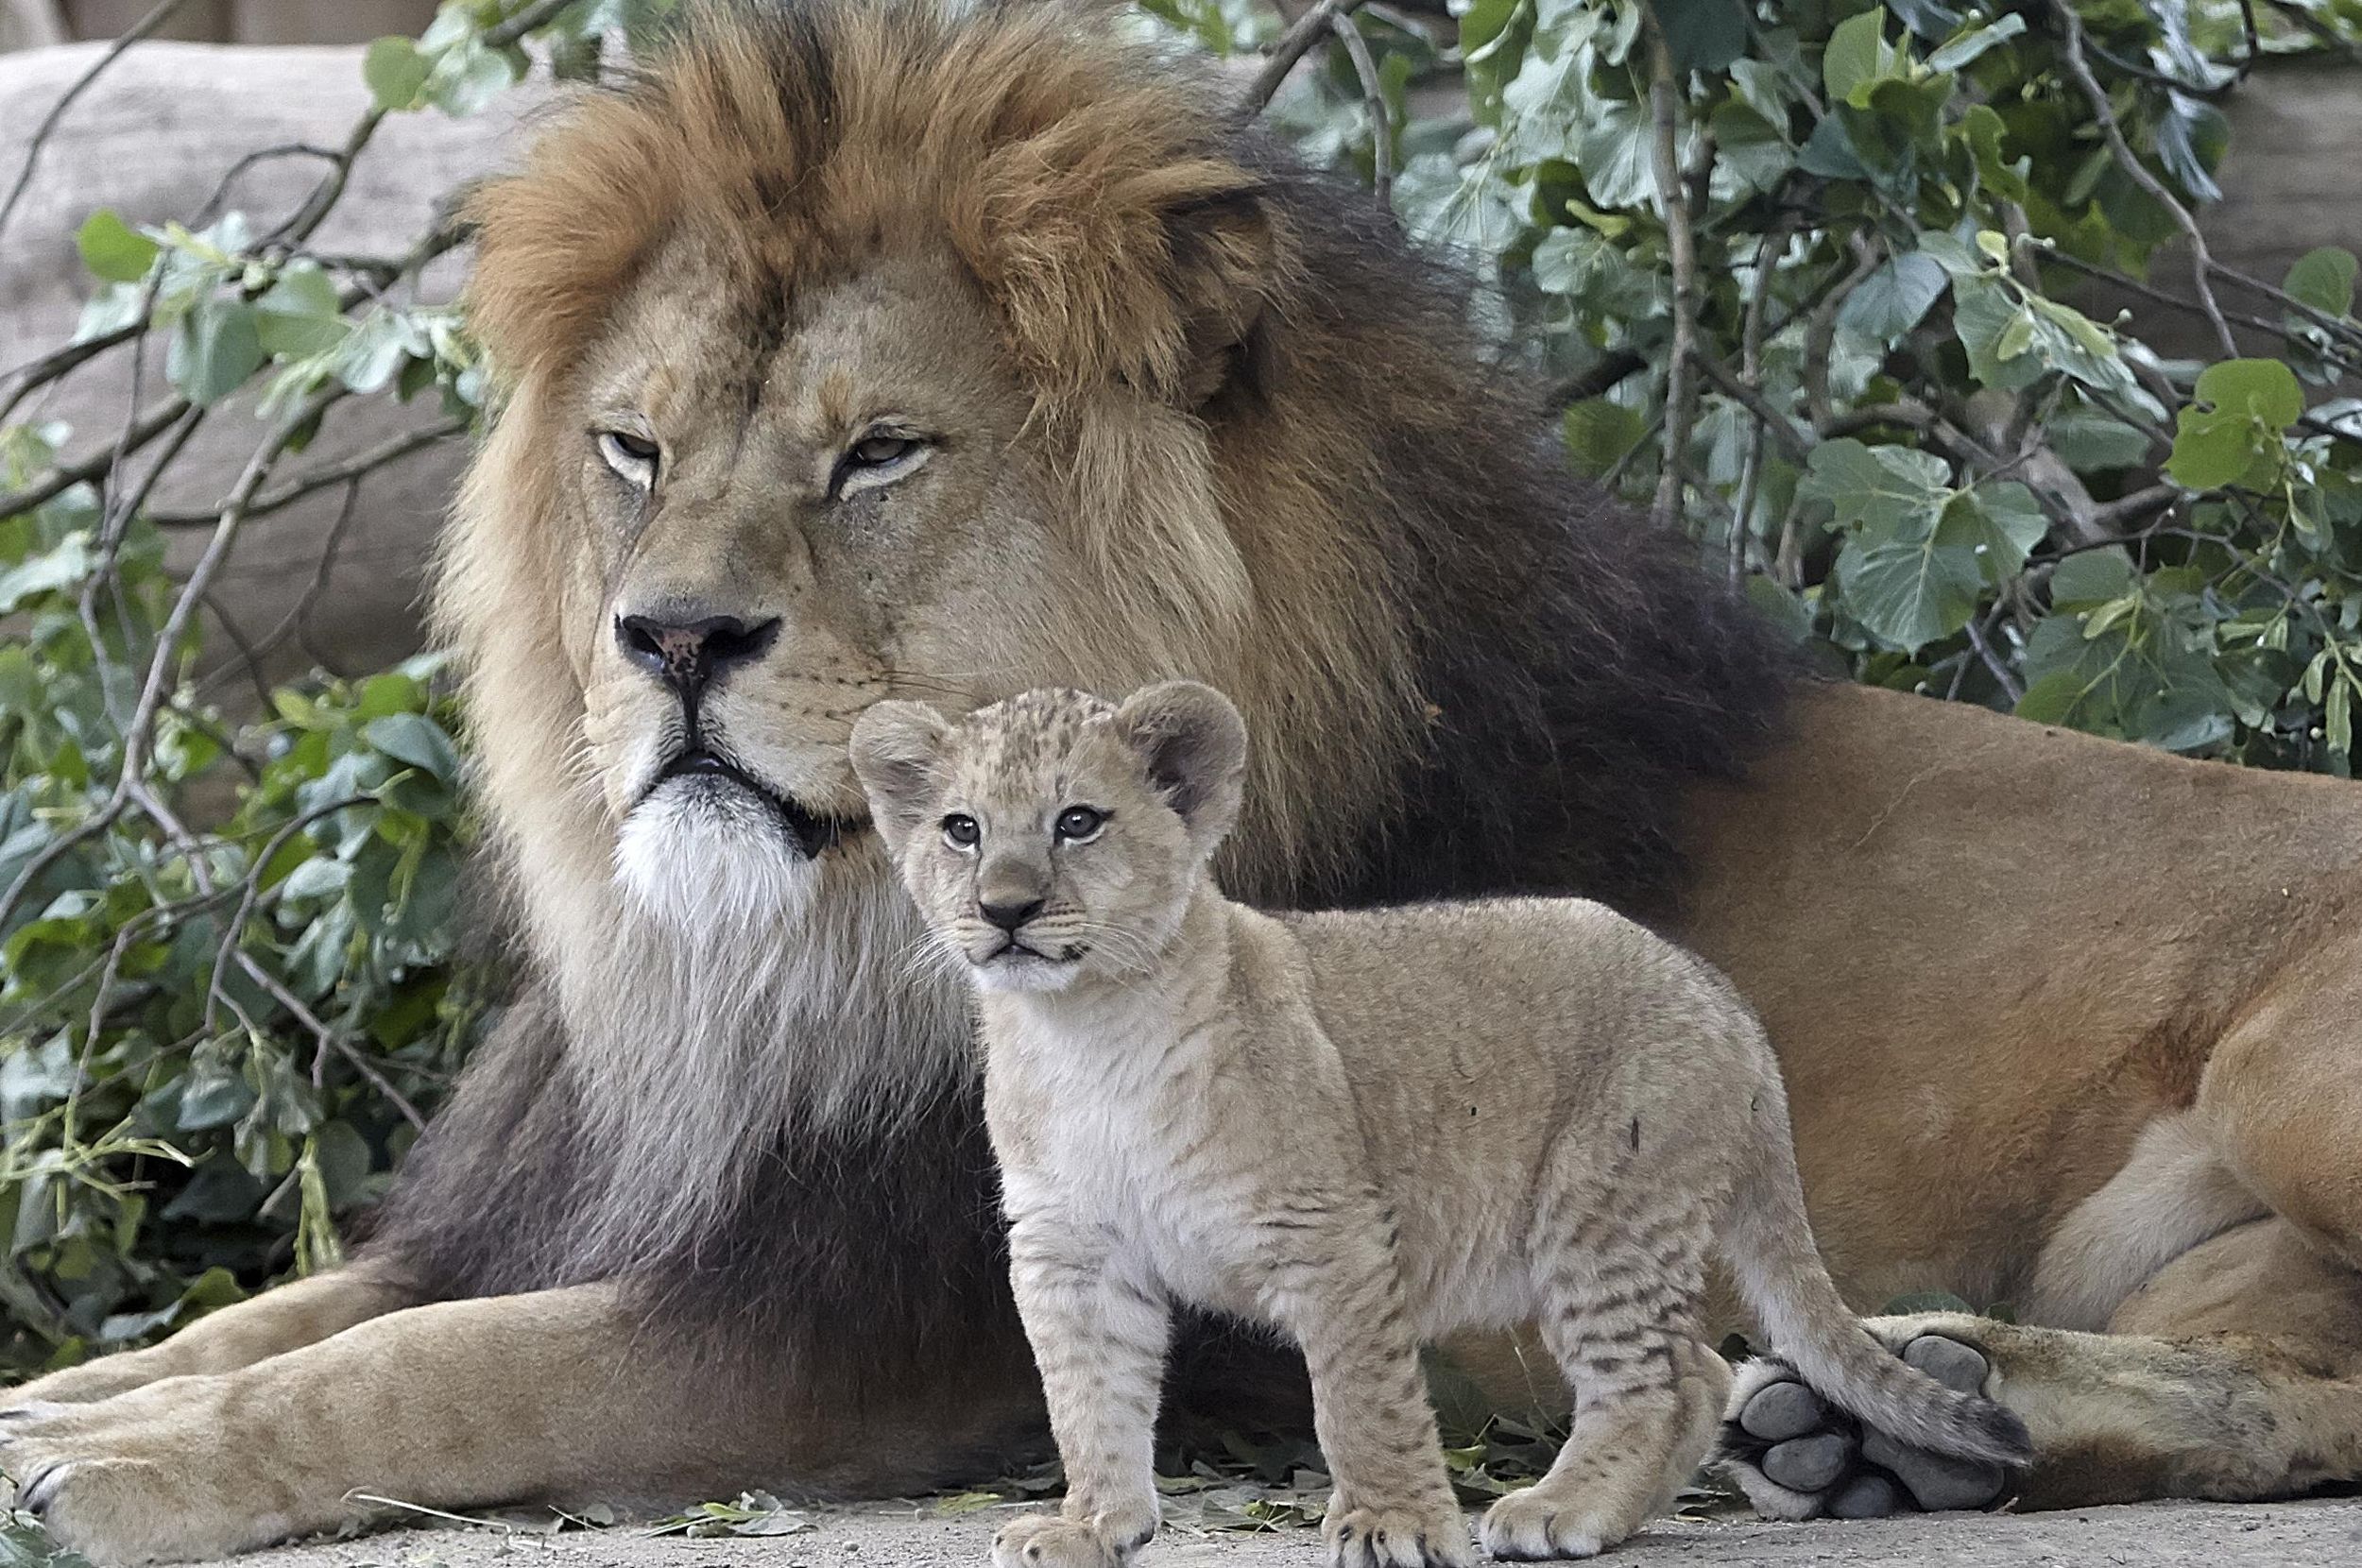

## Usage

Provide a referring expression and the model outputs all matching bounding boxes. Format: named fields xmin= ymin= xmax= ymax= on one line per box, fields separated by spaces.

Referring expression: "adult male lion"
xmin=6 ymin=2 xmax=2360 ymax=1560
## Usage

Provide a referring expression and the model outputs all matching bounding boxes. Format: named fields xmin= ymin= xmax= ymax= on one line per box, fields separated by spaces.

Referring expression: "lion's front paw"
xmin=0 ymin=1381 xmax=315 ymax=1563
xmin=1716 ymin=1328 xmax=2015 ymax=1522
xmin=990 ymin=1512 xmax=1144 ymax=1568
xmin=1323 ymin=1498 xmax=1472 ymax=1568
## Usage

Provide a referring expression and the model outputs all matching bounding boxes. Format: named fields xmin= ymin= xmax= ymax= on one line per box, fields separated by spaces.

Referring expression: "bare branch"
xmin=1645 ymin=16 xmax=1700 ymax=532
xmin=151 ymin=416 xmax=466 ymax=528
xmin=2055 ymin=4 xmax=2236 ymax=361
xmin=0 ymin=0 xmax=193 ymax=249
xmin=1329 ymin=11 xmax=1394 ymax=215
xmin=484 ymin=0 xmax=584 ymax=48
xmin=1242 ymin=0 xmax=1369 ymax=116
xmin=119 ymin=386 xmax=348 ymax=781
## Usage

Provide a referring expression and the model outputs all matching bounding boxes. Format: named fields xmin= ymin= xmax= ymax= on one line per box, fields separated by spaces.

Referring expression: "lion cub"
xmin=850 ymin=684 xmax=2028 ymax=1568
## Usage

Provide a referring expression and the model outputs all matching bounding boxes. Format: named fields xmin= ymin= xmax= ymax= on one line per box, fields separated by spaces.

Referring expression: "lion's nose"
xmin=616 ymin=610 xmax=781 ymax=696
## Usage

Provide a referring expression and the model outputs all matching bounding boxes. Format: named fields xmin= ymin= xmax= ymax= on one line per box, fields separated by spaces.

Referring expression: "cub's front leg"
xmin=995 ymin=1210 xmax=1171 ymax=1568
xmin=1260 ymin=1202 xmax=1473 ymax=1568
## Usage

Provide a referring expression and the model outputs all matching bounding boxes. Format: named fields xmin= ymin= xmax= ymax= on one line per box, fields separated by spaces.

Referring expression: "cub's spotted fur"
xmin=850 ymin=685 xmax=2028 ymax=1567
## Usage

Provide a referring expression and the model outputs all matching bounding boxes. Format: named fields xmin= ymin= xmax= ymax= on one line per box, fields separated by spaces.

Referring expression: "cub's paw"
xmin=1324 ymin=1499 xmax=1473 ymax=1568
xmin=990 ymin=1512 xmax=1146 ymax=1568
xmin=1477 ymin=1486 xmax=1637 ymax=1560
xmin=1716 ymin=1326 xmax=2017 ymax=1521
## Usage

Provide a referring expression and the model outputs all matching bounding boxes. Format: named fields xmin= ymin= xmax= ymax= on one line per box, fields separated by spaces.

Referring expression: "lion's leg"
xmin=0 ymin=1279 xmax=1043 ymax=1565
xmin=5 ymin=1260 xmax=419 ymax=1407
xmin=1724 ymin=942 xmax=2362 ymax=1520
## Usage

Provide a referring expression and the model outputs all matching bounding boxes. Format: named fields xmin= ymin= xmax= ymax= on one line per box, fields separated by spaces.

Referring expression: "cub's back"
xmin=1275 ymin=895 xmax=1762 ymax=1101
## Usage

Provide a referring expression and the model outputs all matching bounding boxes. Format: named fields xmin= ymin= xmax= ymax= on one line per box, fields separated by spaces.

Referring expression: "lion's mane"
xmin=365 ymin=0 xmax=1790 ymax=1405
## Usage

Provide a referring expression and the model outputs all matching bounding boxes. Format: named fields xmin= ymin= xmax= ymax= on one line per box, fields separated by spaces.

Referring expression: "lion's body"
xmin=7 ymin=3 xmax=2362 ymax=1559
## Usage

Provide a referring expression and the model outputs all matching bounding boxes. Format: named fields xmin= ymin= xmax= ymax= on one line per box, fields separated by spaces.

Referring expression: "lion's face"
xmin=553 ymin=243 xmax=1070 ymax=923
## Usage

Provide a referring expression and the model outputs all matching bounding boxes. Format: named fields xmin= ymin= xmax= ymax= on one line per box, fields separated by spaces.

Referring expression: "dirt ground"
xmin=195 ymin=1496 xmax=2362 ymax=1568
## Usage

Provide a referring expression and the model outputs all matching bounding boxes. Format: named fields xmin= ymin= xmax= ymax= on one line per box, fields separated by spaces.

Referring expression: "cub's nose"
xmin=615 ymin=611 xmax=781 ymax=695
xmin=979 ymin=897 xmax=1045 ymax=932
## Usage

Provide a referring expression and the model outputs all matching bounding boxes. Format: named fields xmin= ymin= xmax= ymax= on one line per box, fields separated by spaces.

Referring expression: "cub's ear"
xmin=1114 ymin=681 xmax=1248 ymax=851
xmin=849 ymin=701 xmax=953 ymax=855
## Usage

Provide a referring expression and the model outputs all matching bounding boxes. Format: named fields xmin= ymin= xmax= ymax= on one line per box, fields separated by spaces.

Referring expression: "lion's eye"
xmin=597 ymin=429 xmax=659 ymax=487
xmin=1054 ymin=806 xmax=1106 ymax=844
xmin=942 ymin=813 xmax=981 ymax=850
xmin=832 ymin=429 xmax=930 ymax=498
xmin=850 ymin=435 xmax=915 ymax=467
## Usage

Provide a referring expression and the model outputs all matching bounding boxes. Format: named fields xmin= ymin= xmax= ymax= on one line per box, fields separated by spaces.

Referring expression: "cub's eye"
xmin=1054 ymin=806 xmax=1106 ymax=844
xmin=831 ymin=429 xmax=931 ymax=497
xmin=941 ymin=813 xmax=981 ymax=850
xmin=596 ymin=429 xmax=659 ymax=487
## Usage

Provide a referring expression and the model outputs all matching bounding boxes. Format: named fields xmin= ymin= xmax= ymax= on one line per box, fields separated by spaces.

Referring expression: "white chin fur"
xmin=972 ymin=954 xmax=1082 ymax=994
xmin=613 ymin=779 xmax=813 ymax=929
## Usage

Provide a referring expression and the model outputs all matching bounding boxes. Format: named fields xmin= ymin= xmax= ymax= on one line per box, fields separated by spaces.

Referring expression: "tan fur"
xmin=851 ymin=684 xmax=2024 ymax=1565
xmin=12 ymin=3 xmax=2362 ymax=1557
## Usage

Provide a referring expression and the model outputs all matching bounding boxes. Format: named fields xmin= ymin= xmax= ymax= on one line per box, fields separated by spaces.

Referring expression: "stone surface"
xmin=169 ymin=1497 xmax=2362 ymax=1568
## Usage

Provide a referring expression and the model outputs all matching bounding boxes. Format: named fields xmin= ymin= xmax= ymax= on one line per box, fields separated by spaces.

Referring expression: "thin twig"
xmin=0 ymin=0 xmax=193 ymax=249
xmin=2056 ymin=4 xmax=2236 ymax=361
xmin=483 ymin=0 xmax=583 ymax=48
xmin=1645 ymin=17 xmax=1699 ymax=531
xmin=1242 ymin=0 xmax=1368 ymax=115
xmin=1329 ymin=11 xmax=1394 ymax=215
xmin=1727 ymin=212 xmax=1795 ymax=588
xmin=118 ymin=387 xmax=348 ymax=782
xmin=0 ymin=395 xmax=189 ymax=518
xmin=151 ymin=416 xmax=466 ymax=528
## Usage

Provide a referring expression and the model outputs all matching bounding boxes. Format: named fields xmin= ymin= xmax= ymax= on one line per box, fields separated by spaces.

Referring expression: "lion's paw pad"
xmin=1717 ymin=1333 xmax=2014 ymax=1521
xmin=1326 ymin=1501 xmax=1472 ymax=1568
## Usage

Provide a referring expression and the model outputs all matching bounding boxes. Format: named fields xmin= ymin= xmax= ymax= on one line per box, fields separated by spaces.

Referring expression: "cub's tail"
xmin=1720 ymin=1073 xmax=2033 ymax=1467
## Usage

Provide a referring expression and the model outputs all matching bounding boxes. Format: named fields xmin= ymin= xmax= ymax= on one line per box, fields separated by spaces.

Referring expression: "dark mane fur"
xmin=367 ymin=0 xmax=1794 ymax=1442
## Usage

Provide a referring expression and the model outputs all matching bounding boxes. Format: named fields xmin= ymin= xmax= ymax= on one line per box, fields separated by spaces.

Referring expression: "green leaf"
xmin=363 ymin=36 xmax=429 ymax=111
xmin=166 ymin=298 xmax=265 ymax=406
xmin=1562 ymin=398 xmax=1649 ymax=480
xmin=362 ymin=713 xmax=461 ymax=784
xmin=254 ymin=264 xmax=347 ymax=359
xmin=2048 ymin=548 xmax=2136 ymax=609
xmin=1926 ymin=13 xmax=2026 ymax=74
xmin=1658 ymin=0 xmax=1747 ymax=74
xmin=76 ymin=211 xmax=159 ymax=283
xmin=2166 ymin=359 xmax=2304 ymax=492
xmin=1949 ymin=483 xmax=2047 ymax=587
xmin=1839 ymin=251 xmax=1949 ymax=338
xmin=1822 ymin=9 xmax=1893 ymax=108
xmin=0 ymin=531 xmax=95 ymax=615
xmin=1834 ymin=519 xmax=1982 ymax=652
xmin=2285 ymin=247 xmax=2359 ymax=320
xmin=1798 ymin=437 xmax=1951 ymax=532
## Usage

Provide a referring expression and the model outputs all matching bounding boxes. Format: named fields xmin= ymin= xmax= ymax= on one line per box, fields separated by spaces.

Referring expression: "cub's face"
xmin=850 ymin=685 xmax=1248 ymax=994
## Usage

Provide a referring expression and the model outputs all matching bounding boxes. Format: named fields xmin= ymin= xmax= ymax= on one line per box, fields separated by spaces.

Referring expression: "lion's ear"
xmin=958 ymin=120 xmax=1279 ymax=408
xmin=1115 ymin=681 xmax=1248 ymax=852
xmin=849 ymin=702 xmax=953 ymax=855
